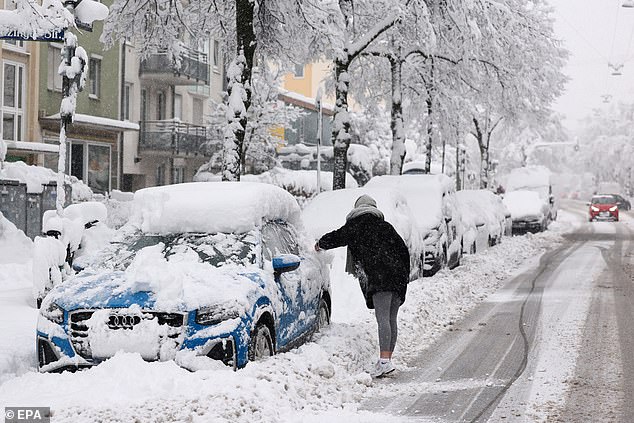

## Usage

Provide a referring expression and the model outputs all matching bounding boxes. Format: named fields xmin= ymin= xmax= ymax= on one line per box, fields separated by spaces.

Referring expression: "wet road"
xmin=365 ymin=201 xmax=634 ymax=422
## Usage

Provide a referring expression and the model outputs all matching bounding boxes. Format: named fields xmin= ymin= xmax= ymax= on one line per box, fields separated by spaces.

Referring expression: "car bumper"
xmin=37 ymin=312 xmax=250 ymax=372
xmin=590 ymin=211 xmax=618 ymax=221
xmin=512 ymin=219 xmax=543 ymax=232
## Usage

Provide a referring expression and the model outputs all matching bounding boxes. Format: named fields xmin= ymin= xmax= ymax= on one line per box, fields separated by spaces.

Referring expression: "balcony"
xmin=139 ymin=46 xmax=209 ymax=85
xmin=138 ymin=120 xmax=220 ymax=157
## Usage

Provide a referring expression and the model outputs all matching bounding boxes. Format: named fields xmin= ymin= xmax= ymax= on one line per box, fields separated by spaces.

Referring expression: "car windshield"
xmin=591 ymin=196 xmax=616 ymax=205
xmin=91 ymin=230 xmax=258 ymax=271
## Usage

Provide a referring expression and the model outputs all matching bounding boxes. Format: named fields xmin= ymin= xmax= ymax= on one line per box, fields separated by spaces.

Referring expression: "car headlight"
xmin=196 ymin=304 xmax=240 ymax=326
xmin=41 ymin=301 xmax=64 ymax=324
xmin=609 ymin=206 xmax=618 ymax=212
xmin=591 ymin=206 xmax=600 ymax=212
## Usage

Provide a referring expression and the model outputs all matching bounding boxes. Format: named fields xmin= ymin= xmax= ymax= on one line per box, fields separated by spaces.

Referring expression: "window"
xmin=2 ymin=61 xmax=24 ymax=142
xmin=47 ymin=45 xmax=63 ymax=91
xmin=156 ymin=91 xmax=166 ymax=120
xmin=140 ymin=88 xmax=148 ymax=121
xmin=70 ymin=142 xmax=111 ymax=193
xmin=156 ymin=164 xmax=166 ymax=186
xmin=4 ymin=39 xmax=24 ymax=49
xmin=192 ymin=98 xmax=203 ymax=125
xmin=172 ymin=167 xmax=184 ymax=184
xmin=174 ymin=94 xmax=182 ymax=120
xmin=89 ymin=57 xmax=101 ymax=98
xmin=293 ymin=64 xmax=304 ymax=78
xmin=123 ymin=83 xmax=132 ymax=120
xmin=87 ymin=144 xmax=111 ymax=193
xmin=213 ymin=40 xmax=220 ymax=69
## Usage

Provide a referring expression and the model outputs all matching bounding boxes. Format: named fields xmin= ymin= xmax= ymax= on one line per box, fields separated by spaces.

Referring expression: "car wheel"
xmin=248 ymin=323 xmax=273 ymax=362
xmin=317 ymin=297 xmax=330 ymax=331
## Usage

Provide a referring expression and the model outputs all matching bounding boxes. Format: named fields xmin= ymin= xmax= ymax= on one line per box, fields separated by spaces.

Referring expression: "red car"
xmin=589 ymin=195 xmax=619 ymax=222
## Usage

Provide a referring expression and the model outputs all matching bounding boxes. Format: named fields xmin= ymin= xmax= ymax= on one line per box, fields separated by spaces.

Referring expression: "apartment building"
xmin=121 ymin=38 xmax=224 ymax=191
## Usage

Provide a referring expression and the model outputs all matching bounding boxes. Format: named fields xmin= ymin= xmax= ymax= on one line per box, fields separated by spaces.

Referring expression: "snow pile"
xmin=503 ymin=190 xmax=545 ymax=220
xmin=0 ymin=211 xmax=32 ymax=266
xmin=33 ymin=202 xmax=114 ymax=300
xmin=102 ymin=190 xmax=135 ymax=229
xmin=130 ymin=182 xmax=301 ymax=234
xmin=0 ymin=161 xmax=92 ymax=201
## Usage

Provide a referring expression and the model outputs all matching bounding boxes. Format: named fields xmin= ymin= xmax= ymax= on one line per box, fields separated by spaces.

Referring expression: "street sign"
xmin=0 ymin=29 xmax=65 ymax=42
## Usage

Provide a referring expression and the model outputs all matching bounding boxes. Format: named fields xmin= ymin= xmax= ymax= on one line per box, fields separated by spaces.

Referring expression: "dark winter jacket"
xmin=317 ymin=213 xmax=410 ymax=309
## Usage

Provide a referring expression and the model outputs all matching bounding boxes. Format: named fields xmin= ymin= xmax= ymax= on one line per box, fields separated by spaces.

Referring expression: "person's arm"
xmin=316 ymin=222 xmax=352 ymax=251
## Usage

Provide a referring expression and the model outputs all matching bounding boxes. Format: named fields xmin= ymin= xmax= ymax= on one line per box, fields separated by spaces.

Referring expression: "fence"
xmin=0 ymin=179 xmax=71 ymax=239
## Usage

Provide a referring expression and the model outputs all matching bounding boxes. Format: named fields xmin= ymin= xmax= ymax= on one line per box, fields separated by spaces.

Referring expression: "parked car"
xmin=503 ymin=190 xmax=550 ymax=233
xmin=505 ymin=166 xmax=558 ymax=225
xmin=365 ymin=174 xmax=462 ymax=276
xmin=456 ymin=190 xmax=509 ymax=254
xmin=588 ymin=194 xmax=619 ymax=222
xmin=302 ymin=186 xmax=424 ymax=280
xmin=611 ymin=194 xmax=631 ymax=211
xmin=37 ymin=182 xmax=331 ymax=372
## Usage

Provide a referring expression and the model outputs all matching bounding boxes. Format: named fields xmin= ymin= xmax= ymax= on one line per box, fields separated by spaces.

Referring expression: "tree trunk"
xmin=472 ymin=117 xmax=489 ymax=189
xmin=389 ymin=56 xmax=405 ymax=175
xmin=221 ymin=0 xmax=257 ymax=181
xmin=332 ymin=56 xmax=351 ymax=190
xmin=425 ymin=97 xmax=433 ymax=174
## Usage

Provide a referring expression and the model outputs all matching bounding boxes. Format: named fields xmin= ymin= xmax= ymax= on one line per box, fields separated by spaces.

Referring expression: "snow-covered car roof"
xmin=456 ymin=190 xmax=509 ymax=227
xmin=365 ymin=174 xmax=455 ymax=230
xmin=130 ymin=182 xmax=301 ymax=234
xmin=505 ymin=166 xmax=552 ymax=191
xmin=302 ymin=186 xmax=416 ymax=244
xmin=502 ymin=190 xmax=546 ymax=219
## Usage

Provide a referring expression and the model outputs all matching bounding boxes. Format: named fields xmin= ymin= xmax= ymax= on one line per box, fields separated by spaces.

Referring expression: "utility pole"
xmin=315 ymin=87 xmax=323 ymax=193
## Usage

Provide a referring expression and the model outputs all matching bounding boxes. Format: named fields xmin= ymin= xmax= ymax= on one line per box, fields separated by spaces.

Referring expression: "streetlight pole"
xmin=57 ymin=0 xmax=83 ymax=215
xmin=315 ymin=87 xmax=323 ymax=193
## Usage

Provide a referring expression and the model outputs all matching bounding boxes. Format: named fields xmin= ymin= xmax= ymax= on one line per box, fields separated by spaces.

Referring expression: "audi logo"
xmin=108 ymin=314 xmax=142 ymax=329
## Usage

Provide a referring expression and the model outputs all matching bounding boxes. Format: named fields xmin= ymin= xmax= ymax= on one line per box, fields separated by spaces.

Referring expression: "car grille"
xmin=69 ymin=310 xmax=186 ymax=360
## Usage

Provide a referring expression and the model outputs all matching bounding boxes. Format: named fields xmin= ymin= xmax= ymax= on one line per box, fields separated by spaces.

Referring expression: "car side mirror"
xmin=585 ymin=202 xmax=591 ymax=206
xmin=272 ymin=254 xmax=301 ymax=275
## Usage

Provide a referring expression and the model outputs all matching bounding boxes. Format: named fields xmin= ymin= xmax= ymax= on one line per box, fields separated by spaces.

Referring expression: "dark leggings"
xmin=373 ymin=291 xmax=401 ymax=352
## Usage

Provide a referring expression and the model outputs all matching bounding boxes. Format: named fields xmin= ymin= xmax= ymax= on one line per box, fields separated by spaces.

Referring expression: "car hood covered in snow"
xmin=47 ymin=245 xmax=266 ymax=313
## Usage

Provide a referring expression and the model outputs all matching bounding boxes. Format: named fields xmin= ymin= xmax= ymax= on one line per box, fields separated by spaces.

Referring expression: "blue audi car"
xmin=37 ymin=182 xmax=331 ymax=372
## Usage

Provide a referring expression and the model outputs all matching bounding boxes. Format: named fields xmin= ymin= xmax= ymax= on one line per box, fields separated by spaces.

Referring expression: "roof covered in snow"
xmin=130 ymin=182 xmax=302 ymax=234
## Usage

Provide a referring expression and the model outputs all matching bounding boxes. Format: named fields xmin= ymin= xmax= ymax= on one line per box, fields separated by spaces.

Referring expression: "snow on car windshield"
xmin=591 ymin=196 xmax=617 ymax=205
xmin=91 ymin=231 xmax=257 ymax=271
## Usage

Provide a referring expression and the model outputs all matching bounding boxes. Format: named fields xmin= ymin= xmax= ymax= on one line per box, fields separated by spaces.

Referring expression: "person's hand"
xmin=314 ymin=242 xmax=321 ymax=252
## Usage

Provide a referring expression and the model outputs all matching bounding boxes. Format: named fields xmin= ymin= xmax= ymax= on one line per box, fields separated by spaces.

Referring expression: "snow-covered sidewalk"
xmin=0 ymin=211 xmax=577 ymax=422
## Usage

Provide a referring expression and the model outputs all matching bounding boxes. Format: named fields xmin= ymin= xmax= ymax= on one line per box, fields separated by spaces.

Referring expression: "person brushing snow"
xmin=314 ymin=194 xmax=410 ymax=377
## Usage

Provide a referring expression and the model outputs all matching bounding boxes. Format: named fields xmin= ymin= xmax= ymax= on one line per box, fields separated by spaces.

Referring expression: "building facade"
xmin=121 ymin=37 xmax=224 ymax=192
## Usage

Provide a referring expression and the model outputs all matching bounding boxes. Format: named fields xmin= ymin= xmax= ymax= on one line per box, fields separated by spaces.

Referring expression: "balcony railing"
xmin=138 ymin=120 xmax=220 ymax=157
xmin=139 ymin=46 xmax=209 ymax=85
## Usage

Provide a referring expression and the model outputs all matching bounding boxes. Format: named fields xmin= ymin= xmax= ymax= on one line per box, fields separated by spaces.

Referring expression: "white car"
xmin=456 ymin=190 xmax=510 ymax=253
xmin=302 ymin=186 xmax=424 ymax=280
xmin=503 ymin=190 xmax=550 ymax=233
xmin=365 ymin=174 xmax=463 ymax=276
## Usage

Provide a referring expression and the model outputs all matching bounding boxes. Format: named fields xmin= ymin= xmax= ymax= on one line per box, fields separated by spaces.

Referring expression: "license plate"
xmin=600 ymin=212 xmax=609 ymax=217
